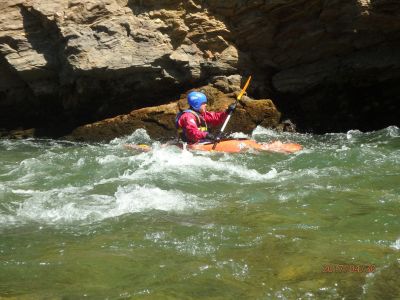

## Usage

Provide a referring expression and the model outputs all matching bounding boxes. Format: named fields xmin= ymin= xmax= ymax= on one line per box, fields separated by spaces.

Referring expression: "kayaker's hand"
xmin=207 ymin=133 xmax=219 ymax=142
xmin=226 ymin=103 xmax=237 ymax=114
xmin=220 ymin=133 xmax=229 ymax=140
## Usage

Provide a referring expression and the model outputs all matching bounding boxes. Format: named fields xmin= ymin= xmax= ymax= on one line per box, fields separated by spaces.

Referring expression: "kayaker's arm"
xmin=202 ymin=111 xmax=228 ymax=126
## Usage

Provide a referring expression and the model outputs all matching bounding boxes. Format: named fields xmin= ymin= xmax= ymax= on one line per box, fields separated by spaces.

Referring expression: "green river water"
xmin=0 ymin=126 xmax=399 ymax=299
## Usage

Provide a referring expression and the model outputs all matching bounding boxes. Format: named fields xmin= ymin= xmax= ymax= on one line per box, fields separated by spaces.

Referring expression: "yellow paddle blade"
xmin=237 ymin=76 xmax=252 ymax=101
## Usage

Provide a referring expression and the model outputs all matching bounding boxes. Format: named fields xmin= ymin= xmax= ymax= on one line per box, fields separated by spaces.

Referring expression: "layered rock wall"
xmin=1 ymin=0 xmax=399 ymax=136
xmin=0 ymin=0 xmax=242 ymax=135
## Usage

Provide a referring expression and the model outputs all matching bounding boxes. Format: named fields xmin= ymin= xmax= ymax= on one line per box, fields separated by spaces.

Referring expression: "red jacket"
xmin=177 ymin=110 xmax=227 ymax=143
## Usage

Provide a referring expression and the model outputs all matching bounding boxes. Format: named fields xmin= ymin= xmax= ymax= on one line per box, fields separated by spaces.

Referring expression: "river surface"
xmin=1 ymin=126 xmax=399 ymax=299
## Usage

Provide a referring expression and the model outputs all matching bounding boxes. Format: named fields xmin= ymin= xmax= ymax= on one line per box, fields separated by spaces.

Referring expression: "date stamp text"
xmin=322 ymin=264 xmax=376 ymax=273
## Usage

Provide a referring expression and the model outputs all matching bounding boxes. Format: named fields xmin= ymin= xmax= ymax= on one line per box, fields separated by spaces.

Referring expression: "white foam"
xmin=110 ymin=128 xmax=151 ymax=145
xmin=19 ymin=157 xmax=41 ymax=171
xmin=229 ymin=132 xmax=250 ymax=139
xmin=391 ymin=238 xmax=400 ymax=250
xmin=16 ymin=200 xmax=96 ymax=224
xmin=121 ymin=146 xmax=278 ymax=183
xmin=75 ymin=157 xmax=85 ymax=167
xmin=0 ymin=184 xmax=201 ymax=226
xmin=96 ymin=154 xmax=124 ymax=165
xmin=386 ymin=125 xmax=399 ymax=137
xmin=11 ymin=186 xmax=97 ymax=224
xmin=346 ymin=129 xmax=362 ymax=140
xmin=336 ymin=145 xmax=350 ymax=152
xmin=11 ymin=189 xmax=39 ymax=195
xmin=110 ymin=185 xmax=199 ymax=215
xmin=252 ymin=126 xmax=280 ymax=138
xmin=0 ymin=183 xmax=10 ymax=194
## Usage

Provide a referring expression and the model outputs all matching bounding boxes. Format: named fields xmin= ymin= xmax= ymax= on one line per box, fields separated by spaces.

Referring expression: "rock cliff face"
xmin=1 ymin=0 xmax=399 ymax=137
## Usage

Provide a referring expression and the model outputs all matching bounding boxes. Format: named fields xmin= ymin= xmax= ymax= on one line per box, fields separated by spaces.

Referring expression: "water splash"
xmin=1 ymin=126 xmax=399 ymax=299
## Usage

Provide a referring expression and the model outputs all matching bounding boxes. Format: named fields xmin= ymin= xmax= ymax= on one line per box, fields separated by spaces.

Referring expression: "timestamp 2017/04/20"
xmin=322 ymin=264 xmax=376 ymax=273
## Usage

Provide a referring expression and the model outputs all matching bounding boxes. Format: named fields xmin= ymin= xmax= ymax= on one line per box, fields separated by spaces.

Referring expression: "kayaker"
xmin=175 ymin=91 xmax=236 ymax=144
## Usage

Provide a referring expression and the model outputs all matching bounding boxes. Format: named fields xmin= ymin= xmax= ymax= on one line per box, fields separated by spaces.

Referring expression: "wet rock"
xmin=276 ymin=119 xmax=297 ymax=133
xmin=0 ymin=128 xmax=36 ymax=139
xmin=65 ymin=83 xmax=281 ymax=142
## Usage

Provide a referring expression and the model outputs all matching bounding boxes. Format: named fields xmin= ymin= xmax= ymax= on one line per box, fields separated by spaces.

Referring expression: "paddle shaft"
xmin=212 ymin=76 xmax=252 ymax=150
xmin=220 ymin=113 xmax=232 ymax=133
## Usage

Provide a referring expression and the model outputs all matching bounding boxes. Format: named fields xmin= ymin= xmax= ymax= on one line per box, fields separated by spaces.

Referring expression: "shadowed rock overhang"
xmin=0 ymin=0 xmax=399 ymax=137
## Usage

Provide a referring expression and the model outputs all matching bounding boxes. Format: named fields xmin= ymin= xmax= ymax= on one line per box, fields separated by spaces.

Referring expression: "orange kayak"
xmin=124 ymin=139 xmax=302 ymax=154
xmin=188 ymin=139 xmax=302 ymax=154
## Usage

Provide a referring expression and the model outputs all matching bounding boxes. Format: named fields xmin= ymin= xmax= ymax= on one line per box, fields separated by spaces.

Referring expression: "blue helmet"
xmin=187 ymin=91 xmax=207 ymax=111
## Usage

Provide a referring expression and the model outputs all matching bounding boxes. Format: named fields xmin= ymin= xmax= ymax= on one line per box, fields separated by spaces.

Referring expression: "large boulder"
xmin=65 ymin=80 xmax=281 ymax=142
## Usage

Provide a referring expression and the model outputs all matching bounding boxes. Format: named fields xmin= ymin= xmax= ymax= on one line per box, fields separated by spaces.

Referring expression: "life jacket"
xmin=175 ymin=109 xmax=208 ymax=142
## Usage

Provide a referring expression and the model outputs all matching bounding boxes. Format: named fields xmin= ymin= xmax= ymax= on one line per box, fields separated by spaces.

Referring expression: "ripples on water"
xmin=0 ymin=126 xmax=399 ymax=299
